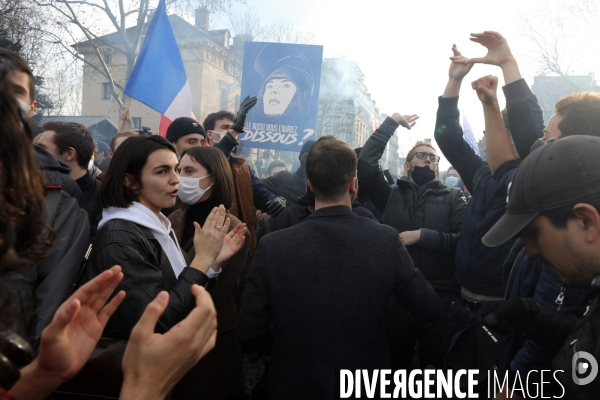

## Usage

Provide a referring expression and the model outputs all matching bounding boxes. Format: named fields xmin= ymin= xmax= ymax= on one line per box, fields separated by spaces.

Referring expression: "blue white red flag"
xmin=462 ymin=111 xmax=480 ymax=156
xmin=124 ymin=0 xmax=192 ymax=136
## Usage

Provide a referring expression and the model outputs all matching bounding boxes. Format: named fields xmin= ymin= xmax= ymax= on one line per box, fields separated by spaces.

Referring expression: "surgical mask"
xmin=445 ymin=176 xmax=459 ymax=187
xmin=210 ymin=131 xmax=227 ymax=144
xmin=410 ymin=166 xmax=436 ymax=186
xmin=178 ymin=175 xmax=212 ymax=205
xmin=88 ymin=159 xmax=94 ymax=171
xmin=17 ymin=98 xmax=30 ymax=119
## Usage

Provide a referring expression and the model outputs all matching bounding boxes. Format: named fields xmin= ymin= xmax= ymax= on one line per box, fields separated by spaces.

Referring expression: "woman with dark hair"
xmin=168 ymin=145 xmax=249 ymax=400
xmin=78 ymin=135 xmax=239 ymax=340
xmin=0 ymin=63 xmax=219 ymax=400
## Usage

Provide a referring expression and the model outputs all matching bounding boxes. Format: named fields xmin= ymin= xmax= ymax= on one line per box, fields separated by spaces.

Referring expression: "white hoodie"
xmin=98 ymin=202 xmax=188 ymax=277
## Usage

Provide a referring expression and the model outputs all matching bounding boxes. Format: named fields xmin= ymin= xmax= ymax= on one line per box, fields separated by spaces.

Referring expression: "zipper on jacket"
xmin=555 ymin=287 xmax=565 ymax=311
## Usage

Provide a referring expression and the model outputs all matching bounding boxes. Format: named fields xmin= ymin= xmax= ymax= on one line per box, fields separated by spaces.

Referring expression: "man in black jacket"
xmin=238 ymin=136 xmax=440 ymax=400
xmin=358 ymin=116 xmax=467 ymax=370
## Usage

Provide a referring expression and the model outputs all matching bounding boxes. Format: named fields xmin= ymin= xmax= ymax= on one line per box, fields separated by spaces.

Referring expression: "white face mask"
xmin=88 ymin=159 xmax=95 ymax=171
xmin=210 ymin=131 xmax=227 ymax=144
xmin=17 ymin=98 xmax=30 ymax=119
xmin=178 ymin=174 xmax=212 ymax=205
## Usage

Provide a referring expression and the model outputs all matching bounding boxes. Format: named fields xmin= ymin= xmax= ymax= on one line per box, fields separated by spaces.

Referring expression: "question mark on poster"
xmin=299 ymin=129 xmax=315 ymax=146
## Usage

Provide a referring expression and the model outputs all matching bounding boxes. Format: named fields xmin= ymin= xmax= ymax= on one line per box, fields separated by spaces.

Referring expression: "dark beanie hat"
xmin=166 ymin=117 xmax=205 ymax=143
xmin=299 ymin=139 xmax=316 ymax=158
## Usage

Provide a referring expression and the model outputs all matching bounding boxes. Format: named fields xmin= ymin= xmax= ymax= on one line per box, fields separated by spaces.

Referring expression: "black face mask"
xmin=410 ymin=166 xmax=436 ymax=186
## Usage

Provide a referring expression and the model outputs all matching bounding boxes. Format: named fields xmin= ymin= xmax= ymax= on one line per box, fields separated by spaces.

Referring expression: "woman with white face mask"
xmin=168 ymin=145 xmax=250 ymax=400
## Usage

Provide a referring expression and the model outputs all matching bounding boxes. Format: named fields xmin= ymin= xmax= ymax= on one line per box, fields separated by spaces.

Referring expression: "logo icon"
xmin=572 ymin=351 xmax=598 ymax=385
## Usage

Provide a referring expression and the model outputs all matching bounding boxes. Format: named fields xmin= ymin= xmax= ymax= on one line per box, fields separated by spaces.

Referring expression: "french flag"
xmin=124 ymin=0 xmax=192 ymax=137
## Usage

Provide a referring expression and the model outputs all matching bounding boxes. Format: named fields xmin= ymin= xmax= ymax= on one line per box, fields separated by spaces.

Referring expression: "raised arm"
xmin=435 ymin=45 xmax=486 ymax=192
xmin=467 ymin=31 xmax=544 ymax=157
xmin=472 ymin=75 xmax=517 ymax=175
xmin=467 ymin=31 xmax=522 ymax=85
xmin=358 ymin=114 xmax=418 ymax=213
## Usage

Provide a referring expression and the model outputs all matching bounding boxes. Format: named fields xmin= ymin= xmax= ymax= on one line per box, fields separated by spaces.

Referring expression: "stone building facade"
xmin=76 ymin=7 xmax=242 ymax=133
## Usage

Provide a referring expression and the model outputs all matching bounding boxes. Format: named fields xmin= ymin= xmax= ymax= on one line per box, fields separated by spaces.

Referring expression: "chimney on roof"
xmin=195 ymin=6 xmax=210 ymax=31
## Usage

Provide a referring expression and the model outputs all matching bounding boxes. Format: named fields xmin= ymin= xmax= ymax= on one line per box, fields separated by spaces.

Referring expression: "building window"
xmin=104 ymin=53 xmax=112 ymax=65
xmin=132 ymin=117 xmax=142 ymax=129
xmin=224 ymin=61 xmax=229 ymax=71
xmin=220 ymin=88 xmax=229 ymax=110
xmin=102 ymin=83 xmax=110 ymax=100
xmin=234 ymin=95 xmax=240 ymax=112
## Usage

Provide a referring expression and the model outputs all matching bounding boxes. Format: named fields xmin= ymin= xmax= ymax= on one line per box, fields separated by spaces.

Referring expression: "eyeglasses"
xmin=408 ymin=152 xmax=440 ymax=163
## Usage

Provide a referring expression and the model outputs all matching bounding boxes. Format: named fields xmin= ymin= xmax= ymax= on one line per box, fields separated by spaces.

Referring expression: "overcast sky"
xmin=210 ymin=0 xmax=600 ymax=170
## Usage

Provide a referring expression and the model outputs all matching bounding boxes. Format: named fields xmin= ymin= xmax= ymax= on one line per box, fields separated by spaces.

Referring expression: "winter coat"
xmin=78 ymin=218 xmax=209 ymax=339
xmin=8 ymin=176 xmax=90 ymax=346
xmin=237 ymin=205 xmax=441 ymax=400
xmin=433 ymin=78 xmax=544 ymax=297
xmin=502 ymin=237 xmax=590 ymax=380
xmin=358 ymin=117 xmax=467 ymax=293
xmin=8 ymin=145 xmax=90 ymax=346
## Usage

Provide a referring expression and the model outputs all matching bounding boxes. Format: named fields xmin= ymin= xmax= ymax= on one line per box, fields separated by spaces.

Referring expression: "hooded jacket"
xmin=35 ymin=145 xmax=86 ymax=208
xmin=358 ymin=118 xmax=467 ymax=293
xmin=79 ymin=202 xmax=209 ymax=339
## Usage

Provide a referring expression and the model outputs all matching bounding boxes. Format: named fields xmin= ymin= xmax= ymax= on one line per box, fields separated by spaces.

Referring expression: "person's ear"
xmin=124 ymin=173 xmax=139 ymax=190
xmin=307 ymin=180 xmax=314 ymax=193
xmin=404 ymin=161 xmax=411 ymax=172
xmin=349 ymin=177 xmax=358 ymax=195
xmin=572 ymin=203 xmax=600 ymax=243
xmin=108 ymin=149 xmax=114 ymax=158
xmin=66 ymin=147 xmax=77 ymax=162
xmin=28 ymin=100 xmax=37 ymax=118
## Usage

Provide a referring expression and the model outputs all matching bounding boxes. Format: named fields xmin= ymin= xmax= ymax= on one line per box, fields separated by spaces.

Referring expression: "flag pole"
xmin=118 ymin=97 xmax=132 ymax=132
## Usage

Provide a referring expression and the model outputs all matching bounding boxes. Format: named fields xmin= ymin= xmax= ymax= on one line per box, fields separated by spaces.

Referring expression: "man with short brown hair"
xmin=38 ymin=121 xmax=98 ymax=204
xmin=238 ymin=135 xmax=440 ymax=399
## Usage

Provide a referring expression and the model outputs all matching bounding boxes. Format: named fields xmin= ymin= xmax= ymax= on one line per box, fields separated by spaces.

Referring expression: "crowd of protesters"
xmin=3 ymin=29 xmax=600 ymax=400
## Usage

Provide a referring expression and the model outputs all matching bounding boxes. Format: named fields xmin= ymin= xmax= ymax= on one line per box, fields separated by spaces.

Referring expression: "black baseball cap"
xmin=166 ymin=117 xmax=205 ymax=143
xmin=483 ymin=135 xmax=600 ymax=247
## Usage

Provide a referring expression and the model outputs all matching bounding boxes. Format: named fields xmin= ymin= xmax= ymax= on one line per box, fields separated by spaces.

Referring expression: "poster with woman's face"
xmin=239 ymin=42 xmax=323 ymax=151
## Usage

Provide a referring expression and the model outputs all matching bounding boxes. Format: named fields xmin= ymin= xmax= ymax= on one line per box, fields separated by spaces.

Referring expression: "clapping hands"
xmin=192 ymin=205 xmax=230 ymax=273
xmin=213 ymin=223 xmax=248 ymax=267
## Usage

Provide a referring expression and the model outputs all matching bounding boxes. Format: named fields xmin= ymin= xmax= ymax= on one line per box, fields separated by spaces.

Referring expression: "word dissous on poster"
xmin=239 ymin=42 xmax=324 ymax=151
